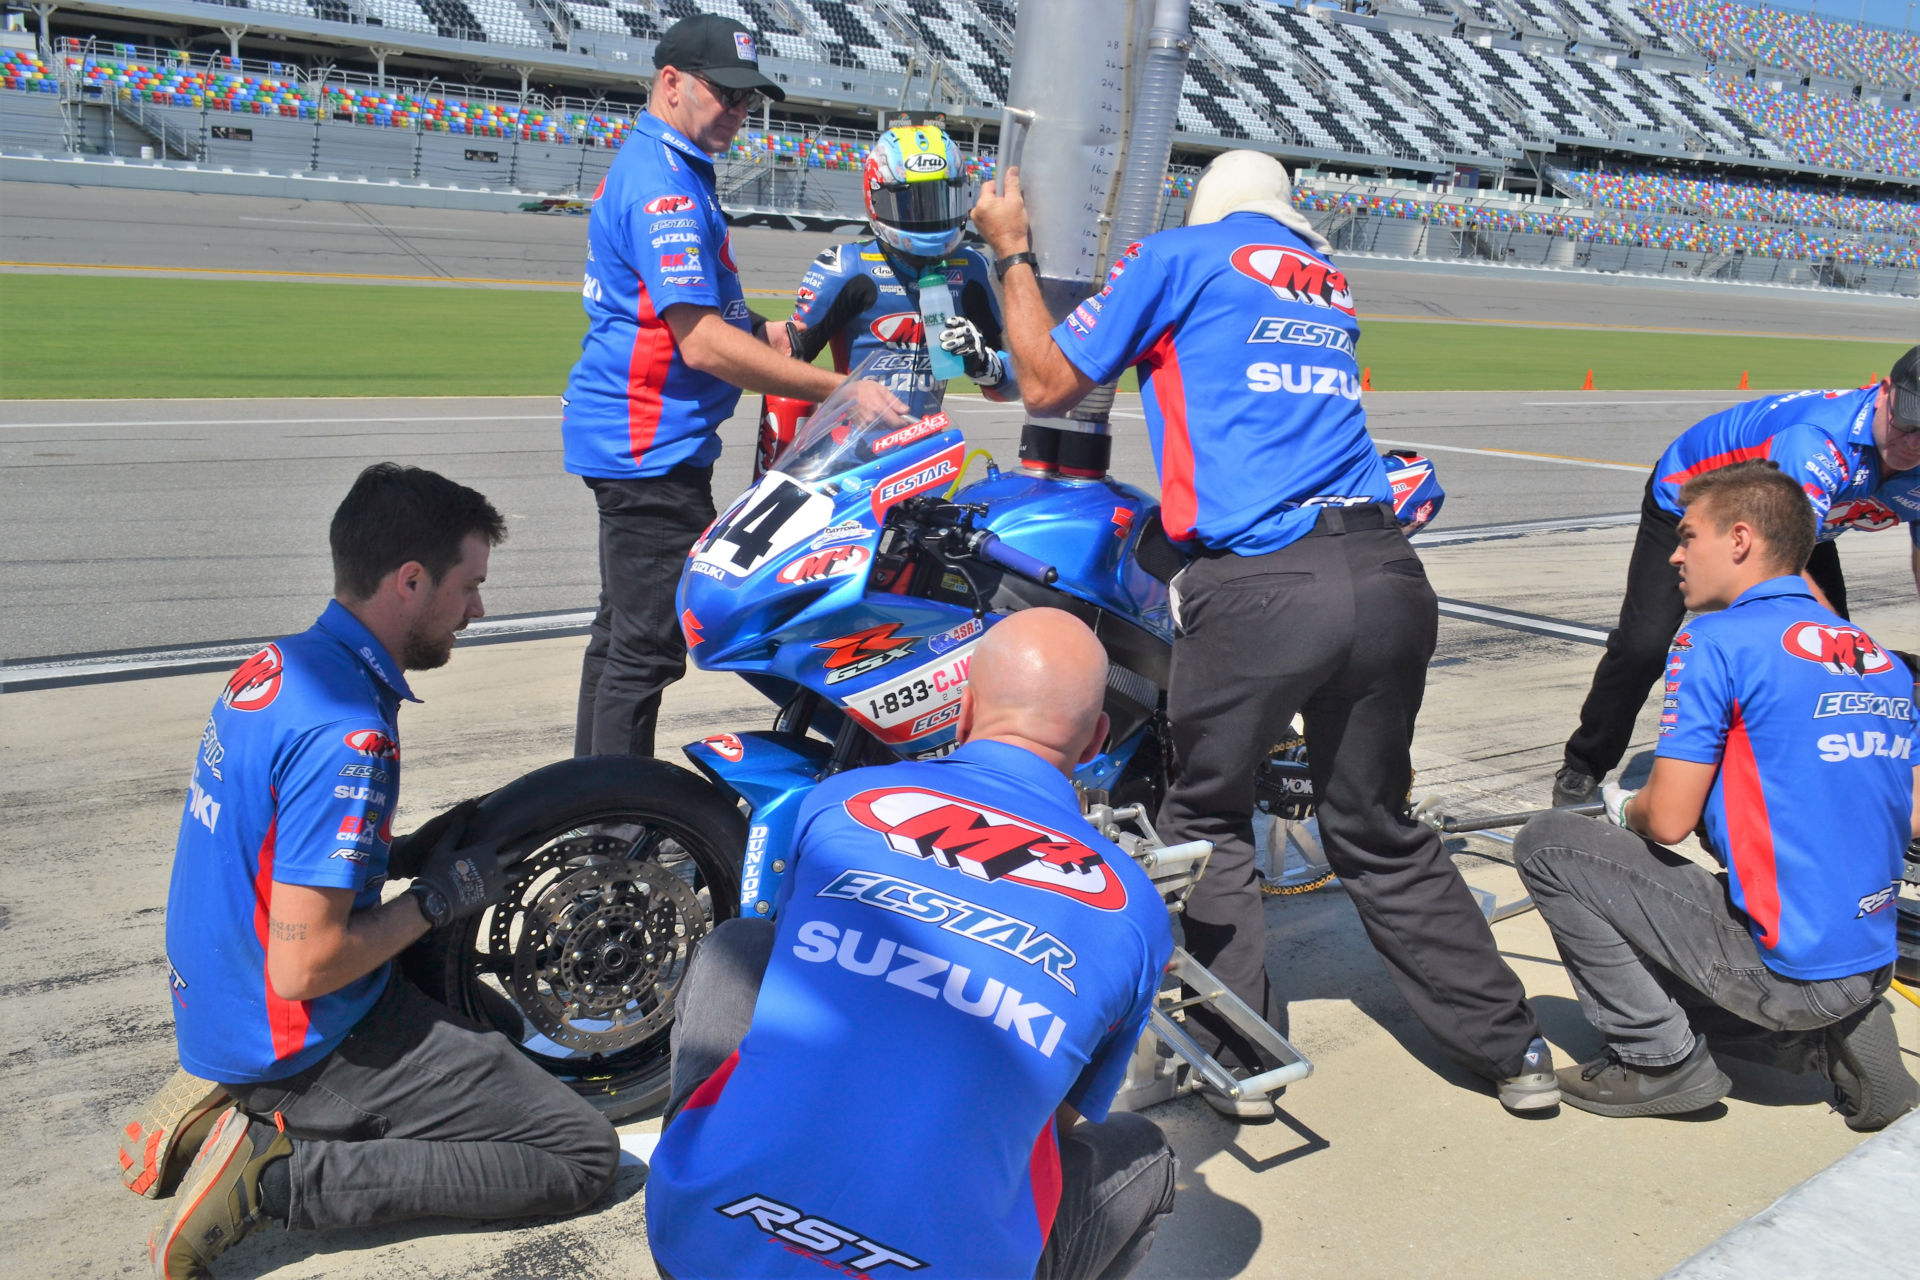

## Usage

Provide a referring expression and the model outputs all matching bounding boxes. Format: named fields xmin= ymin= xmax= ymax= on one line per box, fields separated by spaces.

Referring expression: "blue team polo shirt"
xmin=1650 ymin=387 xmax=1884 ymax=538
xmin=1050 ymin=213 xmax=1389 ymax=554
xmin=562 ymin=113 xmax=753 ymax=479
xmin=165 ymin=603 xmax=416 ymax=1084
xmin=645 ymin=740 xmax=1173 ymax=1279
xmin=1658 ymin=576 xmax=1912 ymax=980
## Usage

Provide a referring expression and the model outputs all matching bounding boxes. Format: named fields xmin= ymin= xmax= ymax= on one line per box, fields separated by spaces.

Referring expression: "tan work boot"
xmin=148 ymin=1108 xmax=291 ymax=1279
xmin=119 ymin=1069 xmax=230 ymax=1198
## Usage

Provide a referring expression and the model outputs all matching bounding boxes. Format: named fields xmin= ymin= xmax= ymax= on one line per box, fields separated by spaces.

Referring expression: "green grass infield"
xmin=0 ymin=275 xmax=1904 ymax=400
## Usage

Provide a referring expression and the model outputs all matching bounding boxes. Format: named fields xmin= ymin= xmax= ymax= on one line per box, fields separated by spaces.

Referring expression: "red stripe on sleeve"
xmin=625 ymin=280 xmax=677 ymax=462
xmin=1140 ymin=332 xmax=1197 ymax=541
xmin=1720 ymin=700 xmax=1782 ymax=949
xmin=1030 ymin=1117 xmax=1063 ymax=1245
xmin=681 ymin=1049 xmax=741 ymax=1113
xmin=1658 ymin=438 xmax=1773 ymax=489
xmin=250 ymin=816 xmax=313 ymax=1062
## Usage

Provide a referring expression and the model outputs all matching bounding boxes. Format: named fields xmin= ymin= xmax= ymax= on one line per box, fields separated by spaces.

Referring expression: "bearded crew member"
xmin=145 ymin=465 xmax=618 ymax=1279
xmin=972 ymin=151 xmax=1557 ymax=1119
xmin=1515 ymin=461 xmax=1918 ymax=1126
xmin=564 ymin=13 xmax=902 ymax=758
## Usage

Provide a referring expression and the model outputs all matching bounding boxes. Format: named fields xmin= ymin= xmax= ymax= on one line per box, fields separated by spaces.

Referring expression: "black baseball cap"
xmin=1891 ymin=345 xmax=1919 ymax=428
xmin=653 ymin=15 xmax=785 ymax=102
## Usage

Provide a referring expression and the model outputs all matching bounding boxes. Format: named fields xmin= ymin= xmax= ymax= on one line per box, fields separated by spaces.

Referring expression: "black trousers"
xmin=222 ymin=972 xmax=619 ymax=1231
xmin=575 ymin=467 xmax=717 ymax=758
xmin=1156 ymin=506 xmax=1542 ymax=1082
xmin=662 ymin=920 xmax=1179 ymax=1280
xmin=1564 ymin=477 xmax=1848 ymax=778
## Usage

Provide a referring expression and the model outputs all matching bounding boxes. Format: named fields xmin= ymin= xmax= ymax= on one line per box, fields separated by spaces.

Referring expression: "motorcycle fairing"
xmin=682 ymin=730 xmax=832 ymax=915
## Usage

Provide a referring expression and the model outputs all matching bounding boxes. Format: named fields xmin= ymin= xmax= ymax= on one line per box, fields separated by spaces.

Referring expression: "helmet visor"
xmin=869 ymin=176 xmax=969 ymax=234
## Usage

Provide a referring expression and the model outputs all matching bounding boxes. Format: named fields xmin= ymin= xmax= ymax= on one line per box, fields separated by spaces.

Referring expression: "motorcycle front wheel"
xmin=404 ymin=756 xmax=744 ymax=1122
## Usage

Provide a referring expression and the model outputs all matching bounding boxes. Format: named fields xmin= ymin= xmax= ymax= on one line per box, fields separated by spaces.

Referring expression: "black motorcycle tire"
xmin=403 ymin=755 xmax=744 ymax=1122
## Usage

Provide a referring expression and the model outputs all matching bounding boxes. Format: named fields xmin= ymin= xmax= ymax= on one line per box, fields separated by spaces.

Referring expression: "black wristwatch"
xmin=409 ymin=880 xmax=450 ymax=929
xmin=994 ymin=250 xmax=1038 ymax=282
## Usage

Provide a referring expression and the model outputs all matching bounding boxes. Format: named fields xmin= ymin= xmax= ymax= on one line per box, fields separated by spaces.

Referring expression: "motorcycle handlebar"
xmin=973 ymin=532 xmax=1058 ymax=586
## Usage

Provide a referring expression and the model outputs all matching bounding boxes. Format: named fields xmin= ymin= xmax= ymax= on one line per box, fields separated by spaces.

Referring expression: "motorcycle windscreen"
xmin=783 ymin=349 xmax=948 ymax=484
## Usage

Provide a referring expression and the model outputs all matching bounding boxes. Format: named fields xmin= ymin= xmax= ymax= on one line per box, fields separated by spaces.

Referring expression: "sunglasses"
xmin=691 ymin=73 xmax=764 ymax=112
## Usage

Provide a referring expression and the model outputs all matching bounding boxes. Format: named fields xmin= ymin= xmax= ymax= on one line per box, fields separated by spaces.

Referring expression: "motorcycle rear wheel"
xmin=404 ymin=756 xmax=744 ymax=1122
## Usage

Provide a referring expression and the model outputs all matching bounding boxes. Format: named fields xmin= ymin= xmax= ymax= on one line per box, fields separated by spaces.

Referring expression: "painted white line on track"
xmin=3 ymin=611 xmax=593 ymax=691
xmin=1375 ymin=438 xmax=1646 ymax=473
xmin=1413 ymin=511 xmax=1638 ymax=545
xmin=1524 ymin=399 xmax=1739 ymax=406
xmin=0 ymin=414 xmax=553 ymax=430
xmin=1436 ymin=599 xmax=1609 ymax=645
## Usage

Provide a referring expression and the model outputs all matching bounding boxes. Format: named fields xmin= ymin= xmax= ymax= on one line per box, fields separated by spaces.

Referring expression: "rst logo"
xmin=715 ymin=1195 xmax=925 ymax=1271
xmin=223 ymin=645 xmax=284 ymax=712
xmin=871 ymin=444 xmax=963 ymax=518
xmin=1229 ymin=244 xmax=1355 ymax=314
xmin=643 ymin=194 xmax=695 ymax=214
xmin=1781 ymin=622 xmax=1893 ymax=676
xmin=776 ymin=544 xmax=871 ymax=584
xmin=843 ymin=785 xmax=1129 ymax=909
xmin=869 ymin=312 xmax=926 ymax=345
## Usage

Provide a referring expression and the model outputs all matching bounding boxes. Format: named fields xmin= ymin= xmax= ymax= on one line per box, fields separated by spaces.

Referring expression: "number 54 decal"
xmin=693 ymin=472 xmax=835 ymax=577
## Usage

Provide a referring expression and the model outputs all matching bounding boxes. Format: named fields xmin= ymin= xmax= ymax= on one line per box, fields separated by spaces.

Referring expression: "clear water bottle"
xmin=918 ymin=269 xmax=966 ymax=382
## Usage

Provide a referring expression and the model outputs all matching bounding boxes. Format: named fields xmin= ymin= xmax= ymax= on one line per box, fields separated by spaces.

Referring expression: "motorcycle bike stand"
xmin=1083 ymin=803 xmax=1315 ymax=1114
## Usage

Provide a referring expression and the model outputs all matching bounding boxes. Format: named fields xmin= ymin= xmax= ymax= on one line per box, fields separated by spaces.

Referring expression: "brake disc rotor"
xmin=488 ymin=831 xmax=709 ymax=1054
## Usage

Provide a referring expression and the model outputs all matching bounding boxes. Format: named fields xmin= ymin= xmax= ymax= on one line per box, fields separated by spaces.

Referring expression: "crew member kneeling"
xmin=645 ymin=609 xmax=1177 ymax=1280
xmin=1515 ymin=460 xmax=1920 ymax=1126
xmin=148 ymin=465 xmax=618 ymax=1278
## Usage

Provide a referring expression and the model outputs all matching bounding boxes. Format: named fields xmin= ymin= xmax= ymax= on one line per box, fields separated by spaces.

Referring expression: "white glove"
xmin=1601 ymin=780 xmax=1637 ymax=828
xmin=938 ymin=316 xmax=1006 ymax=386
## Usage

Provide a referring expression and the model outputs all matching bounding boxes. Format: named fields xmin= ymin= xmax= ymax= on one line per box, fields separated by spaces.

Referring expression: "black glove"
xmin=405 ymin=800 xmax=509 ymax=928
xmin=386 ymin=796 xmax=480 ymax=880
xmin=938 ymin=316 xmax=1007 ymax=387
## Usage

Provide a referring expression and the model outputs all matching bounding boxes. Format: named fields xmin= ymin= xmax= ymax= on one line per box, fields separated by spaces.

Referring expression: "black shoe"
xmin=1823 ymin=998 xmax=1918 ymax=1132
xmin=1551 ymin=765 xmax=1600 ymax=808
xmin=1558 ymin=1036 xmax=1730 ymax=1118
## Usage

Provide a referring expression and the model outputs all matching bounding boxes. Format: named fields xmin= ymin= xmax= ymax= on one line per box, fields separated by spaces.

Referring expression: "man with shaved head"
xmin=646 ymin=609 xmax=1178 ymax=1280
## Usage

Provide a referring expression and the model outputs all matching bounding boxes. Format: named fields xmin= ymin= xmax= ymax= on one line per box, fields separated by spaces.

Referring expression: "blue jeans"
xmin=663 ymin=919 xmax=1178 ymax=1280
xmin=1514 ymin=810 xmax=1889 ymax=1067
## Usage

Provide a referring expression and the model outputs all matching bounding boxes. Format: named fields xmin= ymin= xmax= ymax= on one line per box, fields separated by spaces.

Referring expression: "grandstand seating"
xmin=1643 ymin=0 xmax=1920 ymax=86
xmin=1554 ymin=164 xmax=1919 ymax=235
xmin=1294 ymin=178 xmax=1918 ymax=268
xmin=1714 ymin=78 xmax=1920 ymax=176
xmin=7 ymin=0 xmax=1920 ymax=248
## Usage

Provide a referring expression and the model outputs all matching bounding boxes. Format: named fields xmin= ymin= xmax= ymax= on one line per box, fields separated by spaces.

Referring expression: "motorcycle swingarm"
xmin=682 ymin=730 xmax=833 ymax=917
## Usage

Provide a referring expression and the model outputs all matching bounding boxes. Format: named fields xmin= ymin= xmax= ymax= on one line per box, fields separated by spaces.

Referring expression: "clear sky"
xmin=1706 ymin=0 xmax=1914 ymax=31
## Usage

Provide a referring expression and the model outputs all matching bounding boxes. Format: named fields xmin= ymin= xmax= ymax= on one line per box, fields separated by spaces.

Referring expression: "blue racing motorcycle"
xmin=411 ymin=354 xmax=1442 ymax=1119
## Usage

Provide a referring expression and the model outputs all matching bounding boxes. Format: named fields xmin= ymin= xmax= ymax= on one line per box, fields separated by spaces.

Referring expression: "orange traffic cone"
xmin=1361 ymin=367 xmax=1373 ymax=392
xmin=1738 ymin=370 xmax=1749 ymax=390
xmin=1582 ymin=368 xmax=1594 ymax=391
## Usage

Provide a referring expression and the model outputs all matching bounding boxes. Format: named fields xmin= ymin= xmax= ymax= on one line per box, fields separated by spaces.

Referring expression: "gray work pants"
xmin=223 ymin=971 xmax=620 ymax=1231
xmin=1157 ymin=505 xmax=1542 ymax=1081
xmin=664 ymin=919 xmax=1179 ymax=1280
xmin=1514 ymin=809 xmax=1890 ymax=1067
